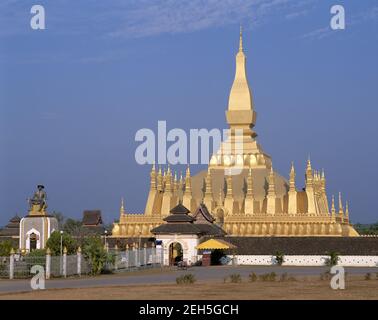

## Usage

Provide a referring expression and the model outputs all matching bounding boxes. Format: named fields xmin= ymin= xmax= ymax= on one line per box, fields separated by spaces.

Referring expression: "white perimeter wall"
xmin=227 ymin=255 xmax=378 ymax=267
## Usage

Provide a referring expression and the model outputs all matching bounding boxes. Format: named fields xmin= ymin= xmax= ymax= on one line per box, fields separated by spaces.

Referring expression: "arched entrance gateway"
xmin=169 ymin=242 xmax=183 ymax=266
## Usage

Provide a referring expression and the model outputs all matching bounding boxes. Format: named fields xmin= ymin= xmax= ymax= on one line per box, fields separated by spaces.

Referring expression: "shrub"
xmin=176 ymin=274 xmax=196 ymax=285
xmin=229 ymin=273 xmax=242 ymax=283
xmin=365 ymin=273 xmax=372 ymax=281
xmin=27 ymin=249 xmax=46 ymax=257
xmin=268 ymin=272 xmax=276 ymax=281
xmin=259 ymin=272 xmax=276 ymax=281
xmin=82 ymin=236 xmax=113 ymax=275
xmin=249 ymin=272 xmax=257 ymax=282
xmin=325 ymin=251 xmax=340 ymax=266
xmin=274 ymin=251 xmax=285 ymax=266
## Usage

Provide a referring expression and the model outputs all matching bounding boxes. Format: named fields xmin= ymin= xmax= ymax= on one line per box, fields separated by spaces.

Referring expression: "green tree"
xmin=46 ymin=231 xmax=77 ymax=256
xmin=0 ymin=240 xmax=13 ymax=256
xmin=63 ymin=218 xmax=83 ymax=237
xmin=82 ymin=236 xmax=114 ymax=275
xmin=354 ymin=222 xmax=378 ymax=235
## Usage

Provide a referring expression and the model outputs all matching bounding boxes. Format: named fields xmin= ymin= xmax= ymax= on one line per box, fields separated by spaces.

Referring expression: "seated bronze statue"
xmin=29 ymin=185 xmax=47 ymax=211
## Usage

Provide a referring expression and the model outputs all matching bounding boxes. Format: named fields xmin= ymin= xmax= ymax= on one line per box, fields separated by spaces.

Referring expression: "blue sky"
xmin=0 ymin=0 xmax=377 ymax=225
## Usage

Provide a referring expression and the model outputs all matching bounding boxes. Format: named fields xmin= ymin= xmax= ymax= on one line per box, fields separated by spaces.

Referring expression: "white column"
xmin=152 ymin=243 xmax=156 ymax=265
xmin=126 ymin=244 xmax=129 ymax=269
xmin=9 ymin=249 xmax=14 ymax=280
xmin=143 ymin=243 xmax=147 ymax=266
xmin=135 ymin=243 xmax=140 ymax=267
xmin=46 ymin=248 xmax=51 ymax=280
xmin=63 ymin=247 xmax=67 ymax=278
xmin=77 ymin=247 xmax=82 ymax=276
xmin=114 ymin=245 xmax=118 ymax=271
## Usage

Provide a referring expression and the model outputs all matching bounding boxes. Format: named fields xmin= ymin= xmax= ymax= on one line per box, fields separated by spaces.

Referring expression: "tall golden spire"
xmin=321 ymin=169 xmax=326 ymax=193
xmin=331 ymin=195 xmax=336 ymax=218
xmin=205 ymin=167 xmax=212 ymax=197
xmin=268 ymin=166 xmax=276 ymax=196
xmin=289 ymin=162 xmax=296 ymax=192
xmin=338 ymin=192 xmax=344 ymax=216
xmin=345 ymin=201 xmax=349 ymax=221
xmin=239 ymin=25 xmax=243 ymax=52
xmin=227 ymin=26 xmax=255 ymax=118
xmin=157 ymin=166 xmax=163 ymax=192
xmin=306 ymin=157 xmax=313 ymax=187
xmin=149 ymin=163 xmax=156 ymax=190
xmin=120 ymin=197 xmax=125 ymax=215
xmin=184 ymin=165 xmax=192 ymax=195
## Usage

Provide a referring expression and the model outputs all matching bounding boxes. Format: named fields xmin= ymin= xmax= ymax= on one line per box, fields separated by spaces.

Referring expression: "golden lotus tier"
xmin=111 ymin=29 xmax=359 ymax=238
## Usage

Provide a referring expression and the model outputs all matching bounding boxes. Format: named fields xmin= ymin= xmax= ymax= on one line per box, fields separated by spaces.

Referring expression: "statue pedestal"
xmin=19 ymin=213 xmax=58 ymax=252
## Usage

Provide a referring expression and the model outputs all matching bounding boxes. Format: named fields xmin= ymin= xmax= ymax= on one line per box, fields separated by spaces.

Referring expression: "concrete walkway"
xmin=0 ymin=265 xmax=376 ymax=294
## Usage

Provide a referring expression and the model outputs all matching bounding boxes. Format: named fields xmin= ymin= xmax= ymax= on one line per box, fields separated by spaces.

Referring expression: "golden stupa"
xmin=112 ymin=29 xmax=359 ymax=238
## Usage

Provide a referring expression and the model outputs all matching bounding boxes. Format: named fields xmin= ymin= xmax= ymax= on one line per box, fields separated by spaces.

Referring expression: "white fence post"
xmin=63 ymin=247 xmax=67 ymax=278
xmin=135 ymin=243 xmax=139 ymax=267
xmin=114 ymin=245 xmax=118 ymax=271
xmin=152 ymin=243 xmax=156 ymax=265
xmin=126 ymin=244 xmax=129 ymax=269
xmin=143 ymin=243 xmax=147 ymax=266
xmin=77 ymin=247 xmax=81 ymax=276
xmin=9 ymin=248 xmax=14 ymax=280
xmin=46 ymin=248 xmax=51 ymax=280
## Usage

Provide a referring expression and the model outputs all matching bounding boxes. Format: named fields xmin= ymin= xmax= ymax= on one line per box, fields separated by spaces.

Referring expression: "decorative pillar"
xmin=63 ymin=247 xmax=67 ymax=278
xmin=9 ymin=248 xmax=15 ymax=280
xmin=338 ymin=192 xmax=344 ymax=223
xmin=203 ymin=167 xmax=213 ymax=210
xmin=183 ymin=165 xmax=194 ymax=211
xmin=46 ymin=248 xmax=51 ymax=280
xmin=135 ymin=243 xmax=139 ymax=267
xmin=244 ymin=168 xmax=254 ymax=214
xmin=305 ymin=158 xmax=316 ymax=214
xmin=151 ymin=242 xmax=156 ymax=265
xmin=126 ymin=244 xmax=129 ymax=269
xmin=77 ymin=247 xmax=82 ymax=276
xmin=331 ymin=195 xmax=336 ymax=220
xmin=143 ymin=243 xmax=147 ymax=266
xmin=288 ymin=162 xmax=297 ymax=215
xmin=114 ymin=244 xmax=118 ymax=271
xmin=266 ymin=166 xmax=276 ymax=215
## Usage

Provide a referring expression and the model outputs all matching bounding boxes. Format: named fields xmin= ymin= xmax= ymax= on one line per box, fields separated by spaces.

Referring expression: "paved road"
xmin=0 ymin=265 xmax=377 ymax=294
